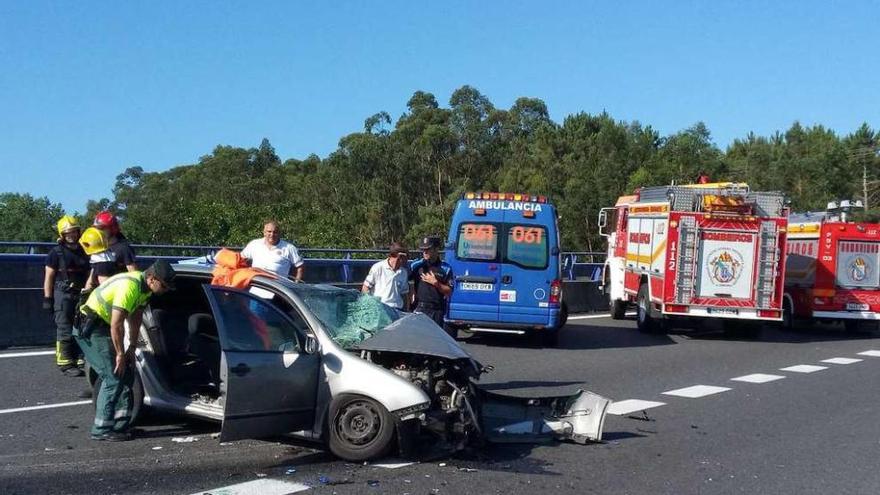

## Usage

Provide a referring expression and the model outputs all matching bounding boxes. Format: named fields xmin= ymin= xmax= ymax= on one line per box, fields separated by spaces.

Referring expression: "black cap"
xmin=418 ymin=236 xmax=441 ymax=250
xmin=145 ymin=260 xmax=176 ymax=289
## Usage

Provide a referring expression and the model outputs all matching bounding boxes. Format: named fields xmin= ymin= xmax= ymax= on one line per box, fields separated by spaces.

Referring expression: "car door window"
xmin=210 ymin=289 xmax=301 ymax=352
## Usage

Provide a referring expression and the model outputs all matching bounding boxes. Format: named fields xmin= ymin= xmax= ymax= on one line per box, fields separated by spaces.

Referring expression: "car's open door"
xmin=203 ymin=286 xmax=320 ymax=442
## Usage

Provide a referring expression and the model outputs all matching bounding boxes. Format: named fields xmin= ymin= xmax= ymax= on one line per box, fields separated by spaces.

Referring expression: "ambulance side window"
xmin=456 ymin=223 xmax=499 ymax=261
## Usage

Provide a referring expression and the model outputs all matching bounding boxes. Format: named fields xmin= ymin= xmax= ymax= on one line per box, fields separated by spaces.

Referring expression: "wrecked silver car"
xmin=87 ymin=265 xmax=609 ymax=461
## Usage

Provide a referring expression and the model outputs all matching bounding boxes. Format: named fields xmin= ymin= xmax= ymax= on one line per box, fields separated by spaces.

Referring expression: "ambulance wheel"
xmin=91 ymin=370 xmax=144 ymax=426
xmin=636 ymin=284 xmax=663 ymax=334
xmin=556 ymin=302 xmax=569 ymax=329
xmin=610 ymin=299 xmax=627 ymax=320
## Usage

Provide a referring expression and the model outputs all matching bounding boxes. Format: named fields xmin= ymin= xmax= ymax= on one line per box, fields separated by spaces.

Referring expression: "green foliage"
xmin=7 ymin=88 xmax=879 ymax=252
xmin=0 ymin=193 xmax=65 ymax=243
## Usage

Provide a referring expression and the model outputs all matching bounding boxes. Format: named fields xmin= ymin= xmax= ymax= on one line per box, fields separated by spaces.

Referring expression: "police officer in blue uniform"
xmin=409 ymin=236 xmax=453 ymax=334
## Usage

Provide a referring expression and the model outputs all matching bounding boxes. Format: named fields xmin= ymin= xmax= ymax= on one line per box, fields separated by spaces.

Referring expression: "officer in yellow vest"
xmin=74 ymin=260 xmax=175 ymax=441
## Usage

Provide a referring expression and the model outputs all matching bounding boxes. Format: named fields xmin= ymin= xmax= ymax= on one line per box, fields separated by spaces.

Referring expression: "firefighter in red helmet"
xmin=86 ymin=211 xmax=138 ymax=289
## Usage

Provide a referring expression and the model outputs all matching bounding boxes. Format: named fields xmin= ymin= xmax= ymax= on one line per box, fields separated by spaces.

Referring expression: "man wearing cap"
xmin=74 ymin=260 xmax=175 ymax=441
xmin=409 ymin=236 xmax=453 ymax=331
xmin=362 ymin=242 xmax=410 ymax=310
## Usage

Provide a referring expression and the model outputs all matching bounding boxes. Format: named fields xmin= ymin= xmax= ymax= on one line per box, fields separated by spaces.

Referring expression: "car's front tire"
xmin=328 ymin=395 xmax=395 ymax=462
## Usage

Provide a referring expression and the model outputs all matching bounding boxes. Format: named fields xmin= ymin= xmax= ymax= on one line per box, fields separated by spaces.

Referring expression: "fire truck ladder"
xmin=674 ymin=216 xmax=699 ymax=304
xmin=754 ymin=221 xmax=779 ymax=309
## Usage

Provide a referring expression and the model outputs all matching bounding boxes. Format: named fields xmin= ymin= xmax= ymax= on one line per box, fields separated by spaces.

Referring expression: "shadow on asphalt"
xmin=684 ymin=321 xmax=880 ymax=344
xmin=476 ymin=380 xmax=585 ymax=392
xmin=460 ymin=317 xmax=678 ymax=351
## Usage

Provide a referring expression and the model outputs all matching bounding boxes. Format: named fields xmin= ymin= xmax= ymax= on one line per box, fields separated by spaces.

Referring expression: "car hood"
xmin=352 ymin=312 xmax=472 ymax=360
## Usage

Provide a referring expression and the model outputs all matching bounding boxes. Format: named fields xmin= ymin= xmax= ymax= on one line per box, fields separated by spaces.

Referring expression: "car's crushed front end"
xmin=349 ymin=312 xmax=610 ymax=458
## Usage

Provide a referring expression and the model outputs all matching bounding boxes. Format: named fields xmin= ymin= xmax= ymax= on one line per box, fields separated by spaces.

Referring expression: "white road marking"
xmin=780 ymin=365 xmax=828 ymax=373
xmin=607 ymin=399 xmax=666 ymax=416
xmin=858 ymin=350 xmax=880 ymax=357
xmin=189 ymin=479 xmax=310 ymax=495
xmin=0 ymin=350 xmax=55 ymax=359
xmin=731 ymin=373 xmax=786 ymax=384
xmin=371 ymin=458 xmax=416 ymax=469
xmin=0 ymin=400 xmax=91 ymax=415
xmin=662 ymin=385 xmax=731 ymax=398
xmin=568 ymin=312 xmax=636 ymax=320
xmin=821 ymin=357 xmax=863 ymax=365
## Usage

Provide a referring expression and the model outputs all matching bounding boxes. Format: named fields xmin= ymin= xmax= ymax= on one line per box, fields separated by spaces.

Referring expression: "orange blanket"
xmin=210 ymin=248 xmax=277 ymax=288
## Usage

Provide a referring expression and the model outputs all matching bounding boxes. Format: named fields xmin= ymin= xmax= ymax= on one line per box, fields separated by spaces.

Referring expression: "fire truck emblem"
xmin=850 ymin=257 xmax=869 ymax=282
xmin=707 ymin=249 xmax=743 ymax=286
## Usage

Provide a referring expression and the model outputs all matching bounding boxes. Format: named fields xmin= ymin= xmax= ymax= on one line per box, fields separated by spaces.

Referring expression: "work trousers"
xmin=53 ymin=287 xmax=83 ymax=367
xmin=74 ymin=325 xmax=134 ymax=436
xmin=415 ymin=304 xmax=446 ymax=328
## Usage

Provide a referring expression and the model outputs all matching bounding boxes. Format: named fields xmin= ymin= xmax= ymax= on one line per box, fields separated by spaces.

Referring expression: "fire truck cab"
xmin=784 ymin=204 xmax=880 ymax=331
xmin=599 ymin=183 xmax=788 ymax=334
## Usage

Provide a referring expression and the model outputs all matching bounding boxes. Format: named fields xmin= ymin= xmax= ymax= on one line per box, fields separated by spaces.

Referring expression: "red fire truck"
xmin=784 ymin=206 xmax=880 ymax=331
xmin=599 ymin=183 xmax=789 ymax=334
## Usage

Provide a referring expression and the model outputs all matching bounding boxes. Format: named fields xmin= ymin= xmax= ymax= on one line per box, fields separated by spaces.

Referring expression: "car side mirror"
xmin=304 ymin=335 xmax=320 ymax=355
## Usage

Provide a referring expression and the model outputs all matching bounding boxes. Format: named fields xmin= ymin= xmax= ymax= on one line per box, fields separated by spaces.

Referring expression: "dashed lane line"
xmin=780 ymin=365 xmax=828 ymax=373
xmin=857 ymin=350 xmax=880 ymax=357
xmin=662 ymin=385 xmax=731 ymax=398
xmin=731 ymin=373 xmax=786 ymax=384
xmin=0 ymin=350 xmax=54 ymax=359
xmin=0 ymin=400 xmax=91 ymax=415
xmin=607 ymin=399 xmax=666 ymax=416
xmin=189 ymin=478 xmax=310 ymax=495
xmin=821 ymin=357 xmax=863 ymax=365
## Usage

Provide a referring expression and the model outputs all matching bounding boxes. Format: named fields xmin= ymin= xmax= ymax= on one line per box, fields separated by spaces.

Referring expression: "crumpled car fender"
xmin=320 ymin=348 xmax=431 ymax=416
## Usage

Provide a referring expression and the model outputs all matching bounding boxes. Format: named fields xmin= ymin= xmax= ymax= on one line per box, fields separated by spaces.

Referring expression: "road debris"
xmin=172 ymin=436 xmax=198 ymax=443
xmin=285 ymin=467 xmax=297 ymax=475
xmin=151 ymin=446 xmax=163 ymax=451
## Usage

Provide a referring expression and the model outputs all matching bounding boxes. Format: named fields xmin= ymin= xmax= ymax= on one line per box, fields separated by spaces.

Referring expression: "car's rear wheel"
xmin=91 ymin=370 xmax=145 ymax=426
xmin=328 ymin=395 xmax=395 ymax=462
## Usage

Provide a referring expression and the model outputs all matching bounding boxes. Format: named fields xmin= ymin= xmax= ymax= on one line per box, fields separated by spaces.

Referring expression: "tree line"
xmin=3 ymin=85 xmax=878 ymax=252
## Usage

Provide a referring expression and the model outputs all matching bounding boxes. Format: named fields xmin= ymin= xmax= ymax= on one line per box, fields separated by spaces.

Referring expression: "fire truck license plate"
xmin=708 ymin=307 xmax=739 ymax=315
xmin=846 ymin=302 xmax=869 ymax=311
xmin=460 ymin=282 xmax=494 ymax=291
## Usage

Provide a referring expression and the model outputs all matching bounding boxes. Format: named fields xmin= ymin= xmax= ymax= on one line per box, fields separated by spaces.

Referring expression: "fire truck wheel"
xmin=636 ymin=284 xmax=663 ymax=334
xmin=610 ymin=299 xmax=627 ymax=320
xmin=781 ymin=300 xmax=793 ymax=331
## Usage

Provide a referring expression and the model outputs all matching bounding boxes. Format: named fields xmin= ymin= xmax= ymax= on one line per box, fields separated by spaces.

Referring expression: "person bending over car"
xmin=73 ymin=260 xmax=175 ymax=442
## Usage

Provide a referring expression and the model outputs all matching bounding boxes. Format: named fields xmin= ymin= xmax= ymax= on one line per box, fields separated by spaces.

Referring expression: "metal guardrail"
xmin=0 ymin=242 xmax=608 ymax=347
xmin=0 ymin=242 xmax=606 ymax=284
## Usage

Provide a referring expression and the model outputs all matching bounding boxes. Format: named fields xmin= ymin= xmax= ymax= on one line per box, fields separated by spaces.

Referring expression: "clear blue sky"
xmin=2 ymin=1 xmax=877 ymax=213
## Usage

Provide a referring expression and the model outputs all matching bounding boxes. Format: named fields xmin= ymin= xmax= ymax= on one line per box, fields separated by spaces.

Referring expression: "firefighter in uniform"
xmin=409 ymin=236 xmax=453 ymax=333
xmin=86 ymin=211 xmax=138 ymax=289
xmin=43 ymin=216 xmax=90 ymax=376
xmin=74 ymin=260 xmax=175 ymax=441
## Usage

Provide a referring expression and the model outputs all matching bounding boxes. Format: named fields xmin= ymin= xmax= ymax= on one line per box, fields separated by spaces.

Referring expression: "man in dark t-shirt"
xmin=409 ymin=236 xmax=453 ymax=334
xmin=43 ymin=216 xmax=90 ymax=375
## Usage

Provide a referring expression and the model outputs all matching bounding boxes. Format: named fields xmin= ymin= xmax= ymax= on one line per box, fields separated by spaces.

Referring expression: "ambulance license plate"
xmin=707 ymin=307 xmax=739 ymax=315
xmin=846 ymin=302 xmax=869 ymax=311
xmin=460 ymin=282 xmax=493 ymax=291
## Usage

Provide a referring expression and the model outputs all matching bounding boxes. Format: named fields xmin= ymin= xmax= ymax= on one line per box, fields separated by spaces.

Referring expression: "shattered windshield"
xmin=291 ymin=284 xmax=403 ymax=349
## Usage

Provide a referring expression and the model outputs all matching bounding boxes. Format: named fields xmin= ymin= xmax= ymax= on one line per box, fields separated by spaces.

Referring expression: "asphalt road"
xmin=3 ymin=315 xmax=880 ymax=495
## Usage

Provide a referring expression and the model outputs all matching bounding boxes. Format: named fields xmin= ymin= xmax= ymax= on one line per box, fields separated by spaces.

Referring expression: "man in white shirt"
xmin=241 ymin=220 xmax=305 ymax=281
xmin=362 ymin=242 xmax=410 ymax=310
